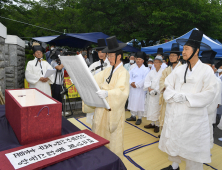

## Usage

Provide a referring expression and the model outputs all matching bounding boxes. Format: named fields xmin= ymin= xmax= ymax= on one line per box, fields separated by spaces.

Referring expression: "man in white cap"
xmin=151 ymin=48 xmax=168 ymax=70
xmin=143 ymin=55 xmax=163 ymax=133
xmin=147 ymin=58 xmax=153 ymax=71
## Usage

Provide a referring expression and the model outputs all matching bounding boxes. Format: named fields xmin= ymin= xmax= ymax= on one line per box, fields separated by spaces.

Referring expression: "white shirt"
xmin=186 ymin=59 xmax=200 ymax=77
xmin=51 ymin=60 xmax=64 ymax=85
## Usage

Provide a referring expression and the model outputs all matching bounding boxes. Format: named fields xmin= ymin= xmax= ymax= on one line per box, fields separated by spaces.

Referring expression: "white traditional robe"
xmin=218 ymin=117 xmax=222 ymax=130
xmin=86 ymin=58 xmax=111 ymax=124
xmin=127 ymin=65 xmax=150 ymax=112
xmin=159 ymin=60 xmax=217 ymax=163
xmin=25 ymin=58 xmax=54 ymax=96
xmin=207 ymin=76 xmax=221 ymax=148
xmin=89 ymin=58 xmax=110 ymax=75
xmin=143 ymin=68 xmax=163 ymax=121
xmin=217 ymin=74 xmax=222 ymax=115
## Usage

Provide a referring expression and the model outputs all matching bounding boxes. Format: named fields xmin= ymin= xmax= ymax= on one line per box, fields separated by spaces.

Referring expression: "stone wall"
xmin=0 ymin=37 xmax=6 ymax=94
xmin=4 ymin=44 xmax=25 ymax=89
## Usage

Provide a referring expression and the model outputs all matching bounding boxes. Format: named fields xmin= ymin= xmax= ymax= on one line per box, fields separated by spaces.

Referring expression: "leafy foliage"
xmin=1 ymin=0 xmax=222 ymax=47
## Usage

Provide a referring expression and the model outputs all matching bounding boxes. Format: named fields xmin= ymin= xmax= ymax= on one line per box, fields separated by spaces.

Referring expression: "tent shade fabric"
xmin=141 ymin=28 xmax=222 ymax=58
xmin=32 ymin=32 xmax=140 ymax=52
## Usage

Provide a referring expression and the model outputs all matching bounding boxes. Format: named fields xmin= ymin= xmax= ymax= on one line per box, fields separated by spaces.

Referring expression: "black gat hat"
xmin=200 ymin=50 xmax=217 ymax=65
xmin=102 ymin=36 xmax=127 ymax=53
xmin=176 ymin=30 xmax=211 ymax=51
xmin=94 ymin=38 xmax=107 ymax=51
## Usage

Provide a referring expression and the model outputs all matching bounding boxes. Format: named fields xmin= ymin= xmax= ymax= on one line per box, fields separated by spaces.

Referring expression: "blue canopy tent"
xmin=141 ymin=28 xmax=222 ymax=58
xmin=32 ymin=32 xmax=140 ymax=52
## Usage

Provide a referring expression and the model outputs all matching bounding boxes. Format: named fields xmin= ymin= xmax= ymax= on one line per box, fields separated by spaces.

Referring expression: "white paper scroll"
xmin=44 ymin=69 xmax=56 ymax=78
xmin=59 ymin=54 xmax=110 ymax=109
xmin=6 ymin=133 xmax=98 ymax=169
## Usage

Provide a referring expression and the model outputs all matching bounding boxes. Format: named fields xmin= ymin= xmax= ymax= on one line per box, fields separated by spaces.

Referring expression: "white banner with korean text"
xmin=6 ymin=133 xmax=98 ymax=169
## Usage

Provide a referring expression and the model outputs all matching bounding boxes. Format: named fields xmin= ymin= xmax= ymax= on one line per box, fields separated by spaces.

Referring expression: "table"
xmin=0 ymin=105 xmax=126 ymax=170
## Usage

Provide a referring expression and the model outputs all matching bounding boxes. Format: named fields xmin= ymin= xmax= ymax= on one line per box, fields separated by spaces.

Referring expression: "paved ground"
xmin=64 ymin=109 xmax=222 ymax=147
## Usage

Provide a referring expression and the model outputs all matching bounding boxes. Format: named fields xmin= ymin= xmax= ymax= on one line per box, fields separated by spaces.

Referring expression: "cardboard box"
xmin=5 ymin=88 xmax=62 ymax=145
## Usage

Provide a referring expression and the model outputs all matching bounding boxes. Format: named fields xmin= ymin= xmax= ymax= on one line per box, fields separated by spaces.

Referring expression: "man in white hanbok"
xmin=159 ymin=30 xmax=217 ymax=170
xmin=126 ymin=52 xmax=150 ymax=125
xmin=25 ymin=46 xmax=54 ymax=96
xmin=86 ymin=39 xmax=110 ymax=124
xmin=89 ymin=39 xmax=110 ymax=75
xmin=216 ymin=60 xmax=222 ymax=116
xmin=200 ymin=50 xmax=222 ymax=149
xmin=143 ymin=55 xmax=163 ymax=133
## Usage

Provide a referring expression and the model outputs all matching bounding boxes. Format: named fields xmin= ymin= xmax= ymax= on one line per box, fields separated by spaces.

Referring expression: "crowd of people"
xmin=25 ymin=30 xmax=222 ymax=170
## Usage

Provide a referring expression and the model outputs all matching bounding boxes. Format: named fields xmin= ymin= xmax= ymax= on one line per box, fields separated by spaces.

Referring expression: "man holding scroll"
xmin=90 ymin=36 xmax=130 ymax=159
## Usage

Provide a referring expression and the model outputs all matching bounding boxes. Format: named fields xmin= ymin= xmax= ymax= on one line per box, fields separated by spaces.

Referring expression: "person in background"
xmin=87 ymin=46 xmax=93 ymax=65
xmin=51 ymin=50 xmax=65 ymax=103
xmin=151 ymin=48 xmax=168 ymax=70
xmin=199 ymin=50 xmax=221 ymax=149
xmin=126 ymin=52 xmax=149 ymax=125
xmin=159 ymin=43 xmax=182 ymax=135
xmin=147 ymin=58 xmax=153 ymax=71
xmin=45 ymin=44 xmax=55 ymax=64
xmin=143 ymin=55 xmax=164 ymax=133
xmin=25 ymin=45 xmax=54 ymax=96
xmin=82 ymin=51 xmax=90 ymax=66
xmin=86 ymin=39 xmax=110 ymax=125
xmin=89 ymin=39 xmax=110 ymax=76
xmin=124 ymin=53 xmax=135 ymax=71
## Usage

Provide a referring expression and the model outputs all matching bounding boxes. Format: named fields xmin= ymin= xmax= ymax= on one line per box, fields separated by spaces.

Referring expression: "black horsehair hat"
xmin=94 ymin=38 xmax=107 ymax=51
xmin=216 ymin=60 xmax=222 ymax=69
xmin=33 ymin=45 xmax=44 ymax=53
xmin=200 ymin=50 xmax=217 ymax=65
xmin=102 ymin=36 xmax=127 ymax=53
xmin=176 ymin=30 xmax=211 ymax=51
xmin=136 ymin=51 xmax=146 ymax=60
xmin=130 ymin=53 xmax=136 ymax=57
xmin=164 ymin=43 xmax=182 ymax=55
xmin=151 ymin=48 xmax=163 ymax=56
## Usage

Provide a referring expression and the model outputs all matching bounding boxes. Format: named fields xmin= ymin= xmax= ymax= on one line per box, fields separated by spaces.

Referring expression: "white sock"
xmin=138 ymin=116 xmax=142 ymax=119
xmin=155 ymin=121 xmax=160 ymax=127
xmin=131 ymin=111 xmax=136 ymax=117
xmin=172 ymin=162 xmax=179 ymax=169
xmin=151 ymin=121 xmax=155 ymax=125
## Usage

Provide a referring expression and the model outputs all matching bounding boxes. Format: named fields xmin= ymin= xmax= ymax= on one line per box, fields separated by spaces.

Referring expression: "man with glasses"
xmin=143 ymin=55 xmax=164 ymax=133
xmin=159 ymin=43 xmax=182 ymax=131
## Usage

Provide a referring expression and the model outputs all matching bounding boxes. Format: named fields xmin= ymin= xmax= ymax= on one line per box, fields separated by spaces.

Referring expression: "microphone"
xmin=91 ymin=63 xmax=107 ymax=72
